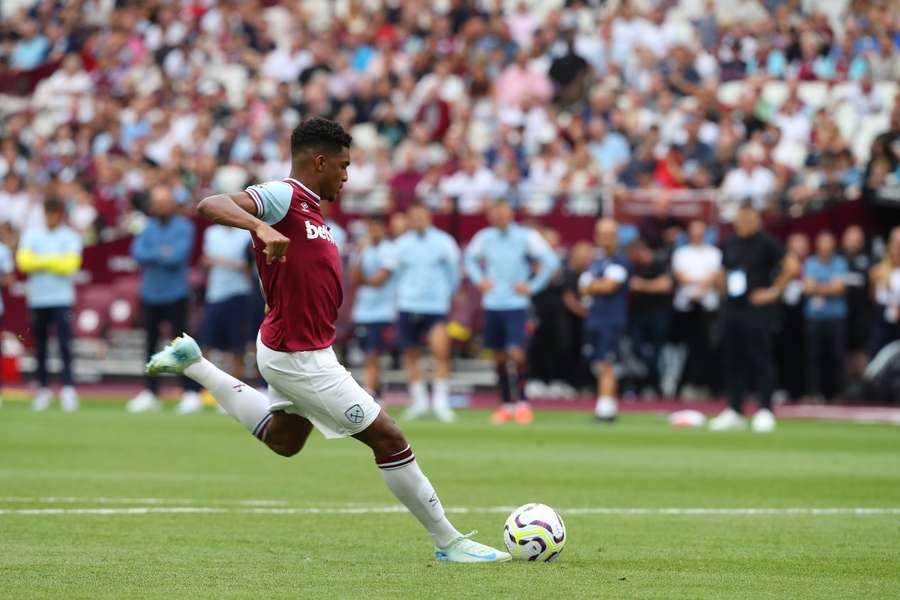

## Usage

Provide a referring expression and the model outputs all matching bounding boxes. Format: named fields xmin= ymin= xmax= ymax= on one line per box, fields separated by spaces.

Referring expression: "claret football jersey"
xmin=245 ymin=177 xmax=343 ymax=352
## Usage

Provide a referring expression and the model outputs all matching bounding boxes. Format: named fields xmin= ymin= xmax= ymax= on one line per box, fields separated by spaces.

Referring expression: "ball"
xmin=503 ymin=503 xmax=566 ymax=562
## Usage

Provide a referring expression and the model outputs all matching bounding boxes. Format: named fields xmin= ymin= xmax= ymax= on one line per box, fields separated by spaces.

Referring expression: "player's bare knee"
xmin=266 ymin=435 xmax=304 ymax=457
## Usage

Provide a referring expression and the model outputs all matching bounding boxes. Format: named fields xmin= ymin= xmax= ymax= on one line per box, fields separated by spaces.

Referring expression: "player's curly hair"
xmin=291 ymin=116 xmax=353 ymax=155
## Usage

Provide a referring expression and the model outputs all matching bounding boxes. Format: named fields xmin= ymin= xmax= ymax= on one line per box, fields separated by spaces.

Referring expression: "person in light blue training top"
xmin=127 ymin=186 xmax=198 ymax=414
xmin=320 ymin=199 xmax=348 ymax=257
xmin=803 ymin=231 xmax=848 ymax=402
xmin=0 ymin=227 xmax=18 ymax=407
xmin=464 ymin=199 xmax=559 ymax=426
xmin=201 ymin=223 xmax=253 ymax=379
xmin=393 ymin=202 xmax=461 ymax=422
xmin=15 ymin=198 xmax=83 ymax=412
xmin=351 ymin=215 xmax=397 ymax=402
xmin=579 ymin=218 xmax=631 ymax=423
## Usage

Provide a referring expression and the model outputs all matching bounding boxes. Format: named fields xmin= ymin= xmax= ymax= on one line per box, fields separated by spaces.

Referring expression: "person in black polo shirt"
xmin=627 ymin=237 xmax=674 ymax=398
xmin=709 ymin=205 xmax=800 ymax=433
xmin=841 ymin=226 xmax=872 ymax=381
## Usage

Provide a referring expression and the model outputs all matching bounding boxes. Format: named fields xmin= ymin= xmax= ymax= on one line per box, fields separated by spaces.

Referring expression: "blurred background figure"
xmin=870 ymin=227 xmax=900 ymax=356
xmin=803 ymin=231 xmax=848 ymax=403
xmin=841 ymin=226 xmax=872 ymax=382
xmin=625 ymin=237 xmax=673 ymax=398
xmin=775 ymin=233 xmax=810 ymax=403
xmin=671 ymin=220 xmax=722 ymax=399
xmin=200 ymin=221 xmax=253 ymax=382
xmin=580 ymin=218 xmax=630 ymax=422
xmin=15 ymin=198 xmax=82 ymax=412
xmin=711 ymin=206 xmax=798 ymax=433
xmin=558 ymin=241 xmax=595 ymax=394
xmin=350 ymin=215 xmax=397 ymax=402
xmin=393 ymin=203 xmax=460 ymax=422
xmin=0 ymin=227 xmax=17 ymax=406
xmin=464 ymin=199 xmax=559 ymax=425
xmin=127 ymin=186 xmax=198 ymax=414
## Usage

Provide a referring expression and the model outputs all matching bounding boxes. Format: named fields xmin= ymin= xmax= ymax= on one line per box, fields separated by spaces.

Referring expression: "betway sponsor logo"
xmin=305 ymin=221 xmax=337 ymax=246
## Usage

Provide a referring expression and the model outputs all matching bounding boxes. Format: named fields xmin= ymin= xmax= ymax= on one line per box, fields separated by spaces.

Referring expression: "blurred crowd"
xmin=1 ymin=0 xmax=899 ymax=247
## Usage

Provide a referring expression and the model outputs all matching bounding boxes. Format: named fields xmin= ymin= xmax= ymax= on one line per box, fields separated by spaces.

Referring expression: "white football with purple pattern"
xmin=503 ymin=503 xmax=566 ymax=562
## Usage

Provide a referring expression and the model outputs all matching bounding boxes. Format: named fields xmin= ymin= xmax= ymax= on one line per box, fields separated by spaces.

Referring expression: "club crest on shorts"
xmin=344 ymin=404 xmax=365 ymax=424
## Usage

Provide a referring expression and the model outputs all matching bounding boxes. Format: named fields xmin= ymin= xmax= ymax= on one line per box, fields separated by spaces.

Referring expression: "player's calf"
xmin=353 ymin=410 xmax=408 ymax=458
xmin=261 ymin=411 xmax=314 ymax=457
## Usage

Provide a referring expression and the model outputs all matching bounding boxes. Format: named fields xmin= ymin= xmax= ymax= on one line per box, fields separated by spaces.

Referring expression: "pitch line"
xmin=0 ymin=505 xmax=898 ymax=516
xmin=0 ymin=496 xmax=291 ymax=506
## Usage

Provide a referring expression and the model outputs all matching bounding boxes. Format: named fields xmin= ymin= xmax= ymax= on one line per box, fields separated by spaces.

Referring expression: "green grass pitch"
xmin=1 ymin=400 xmax=898 ymax=599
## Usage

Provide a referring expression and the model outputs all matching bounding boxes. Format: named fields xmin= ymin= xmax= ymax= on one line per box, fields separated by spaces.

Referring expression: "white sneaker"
xmin=146 ymin=333 xmax=202 ymax=375
xmin=175 ymin=391 xmax=203 ymax=415
xmin=435 ymin=532 xmax=511 ymax=563
xmin=433 ymin=404 xmax=457 ymax=423
xmin=709 ymin=408 xmax=746 ymax=431
xmin=751 ymin=408 xmax=776 ymax=433
xmin=127 ymin=390 xmax=161 ymax=413
xmin=31 ymin=388 xmax=53 ymax=412
xmin=404 ymin=402 xmax=430 ymax=420
xmin=594 ymin=397 xmax=618 ymax=422
xmin=60 ymin=386 xmax=79 ymax=412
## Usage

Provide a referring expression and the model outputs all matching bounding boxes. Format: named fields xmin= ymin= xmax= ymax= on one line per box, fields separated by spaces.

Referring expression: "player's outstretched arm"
xmin=198 ymin=193 xmax=290 ymax=264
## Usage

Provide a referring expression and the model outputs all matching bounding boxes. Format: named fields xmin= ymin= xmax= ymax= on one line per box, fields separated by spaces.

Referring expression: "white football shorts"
xmin=256 ymin=335 xmax=381 ymax=439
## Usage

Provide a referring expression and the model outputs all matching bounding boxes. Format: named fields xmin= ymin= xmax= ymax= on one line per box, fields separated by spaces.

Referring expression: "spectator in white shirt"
xmin=262 ymin=38 xmax=313 ymax=83
xmin=439 ymin=155 xmax=506 ymax=215
xmin=505 ymin=1 xmax=540 ymax=50
xmin=672 ymin=220 xmax=722 ymax=397
xmin=772 ymin=97 xmax=812 ymax=147
xmin=720 ymin=144 xmax=776 ymax=219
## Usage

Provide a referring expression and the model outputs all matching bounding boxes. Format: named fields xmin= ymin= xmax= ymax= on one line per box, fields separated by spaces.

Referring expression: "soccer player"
xmin=579 ymin=218 xmax=630 ymax=422
xmin=200 ymin=222 xmax=253 ymax=380
xmin=350 ymin=215 xmax=397 ymax=401
xmin=15 ymin=198 xmax=82 ymax=411
xmin=463 ymin=199 xmax=559 ymax=425
xmin=392 ymin=203 xmax=461 ymax=423
xmin=145 ymin=117 xmax=508 ymax=563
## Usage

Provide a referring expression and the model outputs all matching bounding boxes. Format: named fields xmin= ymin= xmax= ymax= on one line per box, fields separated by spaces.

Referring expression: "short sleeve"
xmin=19 ymin=229 xmax=35 ymax=251
xmin=578 ymin=271 xmax=595 ymax=289
xmin=766 ymin=235 xmax=785 ymax=266
xmin=604 ymin=263 xmax=628 ymax=283
xmin=244 ymin=180 xmax=294 ymax=225
xmin=379 ymin=242 xmax=398 ymax=271
xmin=67 ymin=230 xmax=83 ymax=255
xmin=0 ymin=245 xmax=12 ymax=275
xmin=834 ymin=256 xmax=848 ymax=275
xmin=442 ymin=232 xmax=461 ymax=262
xmin=525 ymin=228 xmax=551 ymax=258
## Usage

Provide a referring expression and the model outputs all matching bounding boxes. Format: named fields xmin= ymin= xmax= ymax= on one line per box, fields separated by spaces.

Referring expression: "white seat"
xmin=829 ymin=81 xmax=858 ymax=107
xmin=797 ymin=81 xmax=829 ymax=110
xmin=349 ymin=124 xmax=378 ymax=152
xmin=851 ymin=114 xmax=891 ymax=163
xmin=761 ymin=80 xmax=789 ymax=109
xmin=833 ymin=101 xmax=859 ymax=143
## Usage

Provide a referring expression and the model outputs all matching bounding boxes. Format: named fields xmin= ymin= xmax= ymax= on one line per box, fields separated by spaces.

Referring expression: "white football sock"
xmin=408 ymin=381 xmax=428 ymax=409
xmin=432 ymin=379 xmax=450 ymax=410
xmin=376 ymin=445 xmax=461 ymax=548
xmin=184 ymin=359 xmax=272 ymax=438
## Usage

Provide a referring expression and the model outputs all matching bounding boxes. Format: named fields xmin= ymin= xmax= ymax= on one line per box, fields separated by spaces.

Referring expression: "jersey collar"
xmin=285 ymin=177 xmax=321 ymax=207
